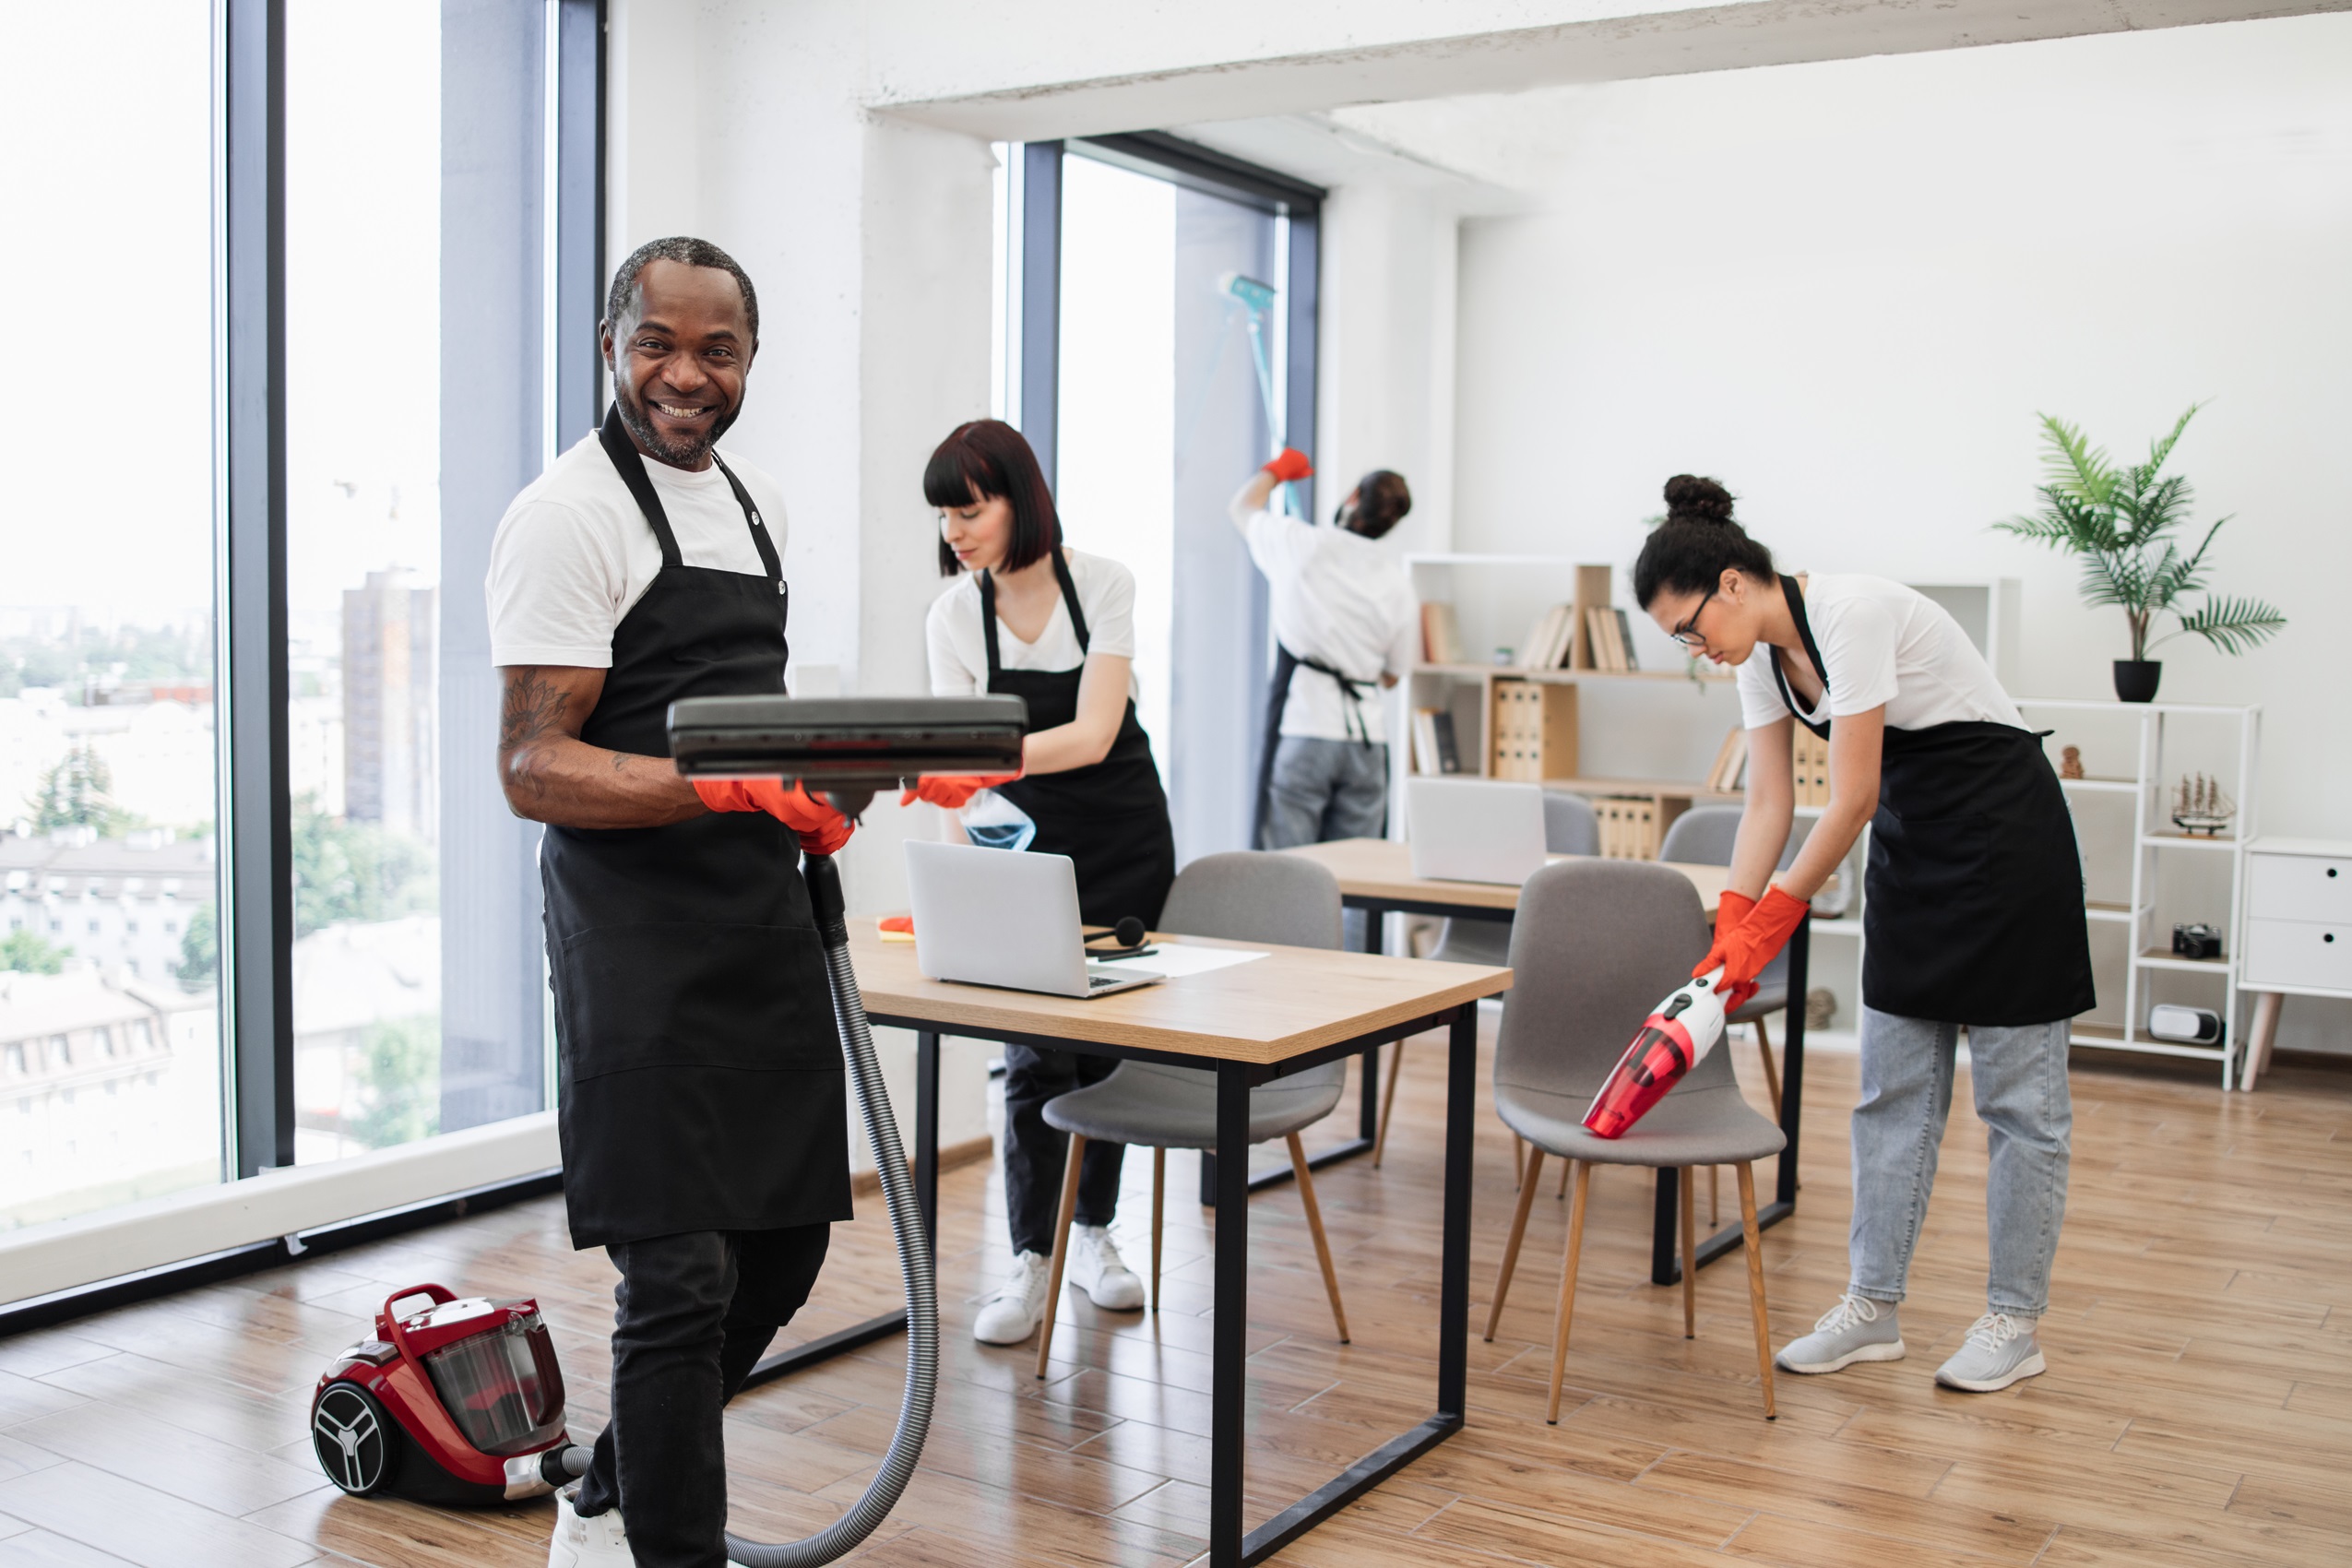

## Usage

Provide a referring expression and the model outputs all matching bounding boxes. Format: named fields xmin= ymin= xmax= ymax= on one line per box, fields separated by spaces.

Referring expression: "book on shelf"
xmin=1410 ymin=707 xmax=1464 ymax=775
xmin=1586 ymin=605 xmax=1638 ymax=671
xmin=1519 ymin=604 xmax=1575 ymax=671
xmin=1420 ymin=600 xmax=1464 ymax=666
xmin=1432 ymin=710 xmax=1461 ymax=773
xmin=1705 ymin=726 xmax=1748 ymax=793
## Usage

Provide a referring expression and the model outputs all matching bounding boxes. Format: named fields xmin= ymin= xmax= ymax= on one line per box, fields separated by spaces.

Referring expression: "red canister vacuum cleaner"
xmin=311 ymin=1284 xmax=589 ymax=1505
xmin=1583 ymin=968 xmax=1731 ymax=1138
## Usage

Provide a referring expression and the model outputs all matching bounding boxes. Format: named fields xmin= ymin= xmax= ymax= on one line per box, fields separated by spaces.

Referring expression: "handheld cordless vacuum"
xmin=309 ymin=695 xmax=1026 ymax=1568
xmin=1583 ymin=968 xmax=1731 ymax=1139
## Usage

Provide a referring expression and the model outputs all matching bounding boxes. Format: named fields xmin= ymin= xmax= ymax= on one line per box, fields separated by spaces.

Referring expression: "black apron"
xmin=1768 ymin=576 xmax=2095 ymax=1028
xmin=981 ymin=551 xmax=1176 ymax=930
xmin=1251 ymin=644 xmax=1376 ymax=848
xmin=540 ymin=407 xmax=852 ymax=1250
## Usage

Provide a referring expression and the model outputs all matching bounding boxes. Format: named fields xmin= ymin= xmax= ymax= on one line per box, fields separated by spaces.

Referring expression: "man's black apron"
xmin=540 ymin=408 xmax=852 ymax=1250
xmin=981 ymin=551 xmax=1176 ymax=929
xmin=1251 ymin=644 xmax=1376 ymax=848
xmin=1768 ymin=576 xmax=2095 ymax=1027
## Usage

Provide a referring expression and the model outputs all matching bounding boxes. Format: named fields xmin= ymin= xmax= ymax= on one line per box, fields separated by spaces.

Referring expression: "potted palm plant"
xmin=1996 ymin=406 xmax=2284 ymax=702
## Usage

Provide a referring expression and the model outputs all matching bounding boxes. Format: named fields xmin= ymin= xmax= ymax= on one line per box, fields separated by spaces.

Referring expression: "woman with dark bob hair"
xmin=1634 ymin=475 xmax=2092 ymax=1396
xmin=907 ymin=418 xmax=1174 ymax=1351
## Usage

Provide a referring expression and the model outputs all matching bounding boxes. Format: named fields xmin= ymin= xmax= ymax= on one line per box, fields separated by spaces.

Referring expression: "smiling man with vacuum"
xmin=488 ymin=236 xmax=854 ymax=1568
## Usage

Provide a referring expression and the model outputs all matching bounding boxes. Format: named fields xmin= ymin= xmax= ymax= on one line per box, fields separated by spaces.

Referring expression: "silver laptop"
xmin=1407 ymin=777 xmax=1549 ymax=885
xmin=903 ymin=840 xmax=1164 ymax=998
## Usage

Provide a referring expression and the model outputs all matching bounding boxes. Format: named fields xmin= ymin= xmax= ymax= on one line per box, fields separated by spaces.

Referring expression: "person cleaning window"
xmin=907 ymin=419 xmax=1175 ymax=1350
xmin=1230 ymin=451 xmax=1418 ymax=887
xmin=489 ymin=238 xmax=856 ymax=1568
xmin=1633 ymin=473 xmax=2093 ymax=1396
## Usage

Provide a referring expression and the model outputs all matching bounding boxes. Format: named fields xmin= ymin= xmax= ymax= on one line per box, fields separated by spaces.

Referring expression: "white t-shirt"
xmin=485 ymin=431 xmax=791 ymax=668
xmin=1239 ymin=505 xmax=1418 ymax=743
xmin=1736 ymin=574 xmax=2023 ymax=733
xmin=925 ymin=547 xmax=1141 ymax=703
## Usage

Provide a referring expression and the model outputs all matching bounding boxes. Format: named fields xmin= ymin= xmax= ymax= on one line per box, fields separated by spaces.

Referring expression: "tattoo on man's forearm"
xmin=500 ymin=671 xmax=570 ymax=751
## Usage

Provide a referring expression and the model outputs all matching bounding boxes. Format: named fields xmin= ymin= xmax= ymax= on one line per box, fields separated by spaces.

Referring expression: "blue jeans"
xmin=1849 ymin=1006 xmax=2073 ymax=1317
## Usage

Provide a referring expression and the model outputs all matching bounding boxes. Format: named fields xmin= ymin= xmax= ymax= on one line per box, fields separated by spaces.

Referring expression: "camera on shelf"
xmin=2172 ymin=922 xmax=2225 ymax=962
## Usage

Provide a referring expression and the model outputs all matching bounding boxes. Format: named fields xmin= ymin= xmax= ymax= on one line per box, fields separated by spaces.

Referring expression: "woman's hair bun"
xmin=1662 ymin=474 xmax=1735 ymax=525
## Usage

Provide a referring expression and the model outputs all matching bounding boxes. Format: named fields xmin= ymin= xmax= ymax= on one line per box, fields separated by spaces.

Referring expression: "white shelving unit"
xmin=2013 ymin=697 xmax=2262 ymax=1087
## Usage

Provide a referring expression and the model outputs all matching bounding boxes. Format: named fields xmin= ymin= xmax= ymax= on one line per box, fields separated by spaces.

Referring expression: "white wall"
xmin=1448 ymin=15 xmax=2352 ymax=1046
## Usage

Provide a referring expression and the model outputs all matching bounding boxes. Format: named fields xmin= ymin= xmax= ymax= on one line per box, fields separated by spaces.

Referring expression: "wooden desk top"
xmin=847 ymin=928 xmax=1510 ymax=1066
xmin=1277 ymin=837 xmax=1730 ymax=916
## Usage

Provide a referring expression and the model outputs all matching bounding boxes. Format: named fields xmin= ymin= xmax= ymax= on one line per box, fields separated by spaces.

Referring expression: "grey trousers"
xmin=1263 ymin=737 xmax=1389 ymax=849
xmin=1848 ymin=1006 xmax=2073 ymax=1317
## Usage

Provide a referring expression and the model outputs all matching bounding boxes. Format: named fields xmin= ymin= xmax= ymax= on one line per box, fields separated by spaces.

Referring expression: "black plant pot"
xmin=2113 ymin=659 xmax=2163 ymax=703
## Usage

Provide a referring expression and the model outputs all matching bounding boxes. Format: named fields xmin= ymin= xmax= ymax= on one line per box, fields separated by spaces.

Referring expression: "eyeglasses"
xmin=1669 ymin=587 xmax=1717 ymax=649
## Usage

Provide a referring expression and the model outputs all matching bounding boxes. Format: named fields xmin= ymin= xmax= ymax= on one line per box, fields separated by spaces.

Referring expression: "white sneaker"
xmin=1065 ymin=1224 xmax=1146 ymax=1311
xmin=1935 ymin=1312 xmax=2047 ymax=1393
xmin=973 ymin=1250 xmax=1051 ymax=1345
xmin=548 ymin=1485 xmax=631 ymax=1567
xmin=1776 ymin=1292 xmax=1907 ymax=1375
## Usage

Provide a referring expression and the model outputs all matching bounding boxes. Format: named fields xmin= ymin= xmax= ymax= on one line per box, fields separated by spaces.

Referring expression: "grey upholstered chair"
xmin=1479 ymin=858 xmax=1783 ymax=1421
xmin=1033 ymin=852 xmax=1351 ymax=1378
xmin=1373 ymin=791 xmax=1600 ymax=1168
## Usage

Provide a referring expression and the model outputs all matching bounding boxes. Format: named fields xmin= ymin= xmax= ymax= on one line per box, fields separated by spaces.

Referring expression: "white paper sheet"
xmin=1094 ymin=942 xmax=1268 ymax=980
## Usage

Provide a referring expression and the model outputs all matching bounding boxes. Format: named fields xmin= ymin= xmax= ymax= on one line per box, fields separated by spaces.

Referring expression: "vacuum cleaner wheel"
xmin=313 ymin=1382 xmax=398 ymax=1496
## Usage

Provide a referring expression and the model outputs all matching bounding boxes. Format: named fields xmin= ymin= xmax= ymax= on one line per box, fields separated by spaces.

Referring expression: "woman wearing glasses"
xmin=1634 ymin=474 xmax=2092 ymax=1396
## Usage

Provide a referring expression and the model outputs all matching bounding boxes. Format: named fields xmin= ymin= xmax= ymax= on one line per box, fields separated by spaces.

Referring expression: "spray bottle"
xmin=1583 ymin=968 xmax=1731 ymax=1139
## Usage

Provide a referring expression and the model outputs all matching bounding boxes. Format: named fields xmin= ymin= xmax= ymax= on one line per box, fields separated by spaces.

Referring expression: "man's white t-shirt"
xmin=925 ymin=548 xmax=1141 ymax=703
xmin=1735 ymin=574 xmax=2023 ymax=733
xmin=486 ymin=431 xmax=790 ymax=669
xmin=1237 ymin=505 xmax=1418 ymax=744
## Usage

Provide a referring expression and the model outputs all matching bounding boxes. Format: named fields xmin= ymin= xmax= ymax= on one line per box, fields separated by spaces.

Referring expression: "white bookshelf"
xmin=2013 ymin=698 xmax=2261 ymax=1087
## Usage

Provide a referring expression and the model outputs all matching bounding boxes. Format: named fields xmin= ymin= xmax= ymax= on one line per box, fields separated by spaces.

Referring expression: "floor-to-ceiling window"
xmin=1035 ymin=138 xmax=1320 ymax=864
xmin=0 ymin=0 xmax=600 ymax=1288
xmin=0 ymin=1 xmax=225 ymax=1231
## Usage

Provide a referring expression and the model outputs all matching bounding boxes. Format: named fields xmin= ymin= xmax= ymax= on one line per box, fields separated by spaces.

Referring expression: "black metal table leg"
xmin=1776 ymin=919 xmax=1809 ymax=1207
xmin=1209 ymin=1060 xmax=1252 ymax=1568
xmin=1438 ymin=1004 xmax=1475 ymax=1417
xmin=742 ymin=1027 xmax=943 ymax=1388
xmin=1652 ymin=918 xmax=1810 ymax=1285
xmin=915 ymin=1029 xmax=941 ymax=1248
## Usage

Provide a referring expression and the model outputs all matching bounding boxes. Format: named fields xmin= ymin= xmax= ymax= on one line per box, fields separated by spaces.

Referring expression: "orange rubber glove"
xmin=1693 ymin=890 xmax=1757 ymax=984
xmin=898 ymin=773 xmax=1021 ymax=812
xmin=692 ymin=778 xmax=854 ymax=857
xmin=1262 ymin=447 xmax=1313 ymax=482
xmin=1703 ymin=886 xmax=1810 ymax=1014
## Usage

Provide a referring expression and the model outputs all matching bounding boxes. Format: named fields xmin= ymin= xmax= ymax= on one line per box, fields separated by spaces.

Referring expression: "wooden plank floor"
xmin=2 ymin=1026 xmax=2348 ymax=1566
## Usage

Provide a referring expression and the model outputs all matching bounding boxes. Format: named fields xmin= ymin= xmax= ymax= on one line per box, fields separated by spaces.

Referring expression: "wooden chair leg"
xmin=1547 ymin=1160 xmax=1591 ymax=1424
xmin=1286 ymin=1133 xmax=1349 ymax=1344
xmin=1484 ymin=1146 xmax=1546 ymax=1341
xmin=1679 ymin=1166 xmax=1696 ymax=1339
xmin=1709 ymin=1165 xmax=1719 ymax=1227
xmin=1373 ymin=1040 xmax=1407 ymax=1167
xmin=1558 ymin=1153 xmax=1571 ymax=1198
xmin=1735 ymin=1161 xmax=1776 ymax=1420
xmin=1754 ymin=1014 xmax=1782 ymax=1113
xmin=1034 ymin=1134 xmax=1087 ymax=1380
xmin=1512 ymin=1134 xmax=1525 ymax=1191
xmin=1149 ymin=1147 xmax=1165 ymax=1313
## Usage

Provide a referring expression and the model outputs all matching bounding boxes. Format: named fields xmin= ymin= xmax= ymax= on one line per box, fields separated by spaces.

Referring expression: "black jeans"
xmin=575 ymin=1224 xmax=831 ymax=1568
xmin=1001 ymin=1043 xmax=1125 ymax=1257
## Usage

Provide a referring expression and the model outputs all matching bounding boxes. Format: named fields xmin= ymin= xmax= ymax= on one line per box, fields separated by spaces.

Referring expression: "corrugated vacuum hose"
xmin=724 ymin=852 xmax=937 ymax=1567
